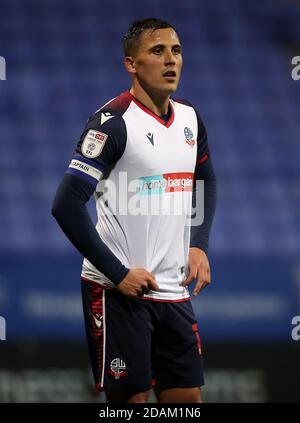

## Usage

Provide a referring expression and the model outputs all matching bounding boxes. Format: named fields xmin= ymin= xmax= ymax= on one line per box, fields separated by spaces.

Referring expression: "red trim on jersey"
xmin=126 ymin=91 xmax=175 ymax=128
xmin=81 ymin=276 xmax=113 ymax=289
xmin=103 ymin=91 xmax=132 ymax=115
xmin=197 ymin=154 xmax=209 ymax=165
xmin=81 ymin=276 xmax=190 ymax=302
xmin=136 ymin=296 xmax=190 ymax=303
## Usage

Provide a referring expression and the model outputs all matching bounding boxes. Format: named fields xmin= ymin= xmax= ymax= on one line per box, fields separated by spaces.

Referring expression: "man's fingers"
xmin=143 ymin=284 xmax=150 ymax=293
xmin=182 ymin=269 xmax=197 ymax=287
xmin=136 ymin=282 xmax=149 ymax=297
xmin=143 ymin=272 xmax=158 ymax=291
xmin=193 ymin=282 xmax=202 ymax=296
xmin=136 ymin=280 xmax=158 ymax=296
xmin=191 ymin=266 xmax=210 ymax=296
xmin=147 ymin=278 xmax=159 ymax=291
xmin=182 ymin=275 xmax=195 ymax=287
xmin=206 ymin=267 xmax=211 ymax=283
xmin=193 ymin=279 xmax=210 ymax=296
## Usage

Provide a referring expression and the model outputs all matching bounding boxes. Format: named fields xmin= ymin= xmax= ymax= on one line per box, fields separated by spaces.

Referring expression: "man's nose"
xmin=164 ymin=50 xmax=176 ymax=65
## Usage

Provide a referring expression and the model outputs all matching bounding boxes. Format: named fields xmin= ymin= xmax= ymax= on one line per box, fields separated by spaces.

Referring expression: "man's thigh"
xmin=152 ymin=300 xmax=204 ymax=390
xmin=81 ymin=280 xmax=153 ymax=393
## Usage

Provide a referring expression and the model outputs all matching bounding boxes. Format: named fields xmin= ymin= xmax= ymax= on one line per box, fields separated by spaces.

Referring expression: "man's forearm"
xmin=52 ymin=174 xmax=129 ymax=285
xmin=190 ymin=157 xmax=217 ymax=253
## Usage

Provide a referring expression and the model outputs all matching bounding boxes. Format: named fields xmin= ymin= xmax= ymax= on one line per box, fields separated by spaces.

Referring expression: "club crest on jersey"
xmin=184 ymin=127 xmax=195 ymax=147
xmin=81 ymin=129 xmax=108 ymax=158
xmin=108 ymin=358 xmax=128 ymax=380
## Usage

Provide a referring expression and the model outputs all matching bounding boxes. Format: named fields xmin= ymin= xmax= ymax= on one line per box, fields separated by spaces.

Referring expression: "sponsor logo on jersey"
xmin=139 ymin=172 xmax=194 ymax=195
xmin=146 ymin=132 xmax=154 ymax=146
xmin=81 ymin=130 xmax=108 ymax=158
xmin=108 ymin=358 xmax=127 ymax=380
xmin=184 ymin=127 xmax=195 ymax=147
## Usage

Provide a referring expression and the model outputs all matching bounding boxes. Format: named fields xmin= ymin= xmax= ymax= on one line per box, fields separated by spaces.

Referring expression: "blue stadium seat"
xmin=0 ymin=0 xmax=299 ymax=256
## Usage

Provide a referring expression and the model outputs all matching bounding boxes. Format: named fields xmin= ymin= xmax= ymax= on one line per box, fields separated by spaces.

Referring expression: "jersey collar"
xmin=126 ymin=91 xmax=175 ymax=128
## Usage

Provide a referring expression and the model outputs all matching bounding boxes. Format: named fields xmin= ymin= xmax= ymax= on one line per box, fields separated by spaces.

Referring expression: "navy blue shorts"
xmin=81 ymin=279 xmax=204 ymax=392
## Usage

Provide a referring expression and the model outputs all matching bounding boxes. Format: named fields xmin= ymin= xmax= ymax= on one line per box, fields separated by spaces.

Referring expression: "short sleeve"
xmin=66 ymin=108 xmax=127 ymax=187
xmin=194 ymin=108 xmax=210 ymax=180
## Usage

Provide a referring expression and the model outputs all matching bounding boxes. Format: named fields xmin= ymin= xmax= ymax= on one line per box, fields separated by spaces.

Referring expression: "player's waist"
xmin=81 ymin=263 xmax=190 ymax=301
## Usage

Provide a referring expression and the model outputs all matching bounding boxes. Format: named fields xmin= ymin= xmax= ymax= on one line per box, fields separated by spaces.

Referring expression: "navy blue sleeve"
xmin=66 ymin=108 xmax=127 ymax=186
xmin=52 ymin=173 xmax=130 ymax=285
xmin=52 ymin=108 xmax=129 ymax=285
xmin=190 ymin=109 xmax=217 ymax=253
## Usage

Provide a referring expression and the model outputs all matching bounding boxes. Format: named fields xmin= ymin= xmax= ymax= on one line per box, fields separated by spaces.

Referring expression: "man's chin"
xmin=160 ymin=83 xmax=179 ymax=95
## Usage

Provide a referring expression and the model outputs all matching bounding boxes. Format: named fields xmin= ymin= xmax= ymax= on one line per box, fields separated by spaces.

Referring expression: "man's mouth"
xmin=163 ymin=70 xmax=176 ymax=80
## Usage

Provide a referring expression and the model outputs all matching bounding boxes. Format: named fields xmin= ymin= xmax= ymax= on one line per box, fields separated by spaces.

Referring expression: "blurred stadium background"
xmin=0 ymin=0 xmax=300 ymax=402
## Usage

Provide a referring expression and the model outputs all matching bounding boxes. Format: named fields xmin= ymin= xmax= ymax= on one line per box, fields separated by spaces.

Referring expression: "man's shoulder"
xmin=172 ymin=97 xmax=207 ymax=139
xmin=172 ymin=97 xmax=205 ymax=124
xmin=171 ymin=96 xmax=194 ymax=109
xmin=84 ymin=91 xmax=133 ymax=136
xmin=90 ymin=91 xmax=132 ymax=122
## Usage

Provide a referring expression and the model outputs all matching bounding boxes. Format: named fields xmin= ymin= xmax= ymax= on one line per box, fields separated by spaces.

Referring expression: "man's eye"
xmin=153 ymin=48 xmax=162 ymax=54
xmin=173 ymin=47 xmax=182 ymax=54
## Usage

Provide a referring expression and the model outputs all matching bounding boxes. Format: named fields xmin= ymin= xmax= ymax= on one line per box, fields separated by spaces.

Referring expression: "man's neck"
xmin=129 ymin=83 xmax=170 ymax=117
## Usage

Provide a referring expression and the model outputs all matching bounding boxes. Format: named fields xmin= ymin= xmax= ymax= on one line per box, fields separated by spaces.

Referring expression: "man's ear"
xmin=124 ymin=56 xmax=136 ymax=74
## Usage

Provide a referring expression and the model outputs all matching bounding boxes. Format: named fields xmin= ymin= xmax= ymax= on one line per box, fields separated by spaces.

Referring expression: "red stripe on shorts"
xmin=90 ymin=284 xmax=105 ymax=391
xmin=192 ymin=322 xmax=202 ymax=355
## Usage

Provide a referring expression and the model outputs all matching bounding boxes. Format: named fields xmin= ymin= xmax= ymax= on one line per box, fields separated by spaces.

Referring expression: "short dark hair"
xmin=123 ymin=18 xmax=178 ymax=56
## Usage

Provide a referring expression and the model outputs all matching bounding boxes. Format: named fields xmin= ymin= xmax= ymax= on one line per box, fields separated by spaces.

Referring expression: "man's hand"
xmin=116 ymin=268 xmax=159 ymax=298
xmin=181 ymin=248 xmax=211 ymax=296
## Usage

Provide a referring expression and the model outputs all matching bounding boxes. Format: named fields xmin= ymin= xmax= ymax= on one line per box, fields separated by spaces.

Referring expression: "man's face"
xmin=130 ymin=28 xmax=183 ymax=95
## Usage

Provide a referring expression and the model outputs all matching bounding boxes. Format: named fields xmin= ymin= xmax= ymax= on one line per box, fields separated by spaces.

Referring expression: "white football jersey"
xmin=67 ymin=91 xmax=209 ymax=301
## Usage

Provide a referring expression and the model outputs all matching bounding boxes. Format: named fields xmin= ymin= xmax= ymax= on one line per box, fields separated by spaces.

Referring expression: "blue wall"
xmin=0 ymin=255 xmax=298 ymax=342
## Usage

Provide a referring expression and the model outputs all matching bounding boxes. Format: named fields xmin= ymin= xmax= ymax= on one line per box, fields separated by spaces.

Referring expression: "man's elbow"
xmin=51 ymin=195 xmax=64 ymax=222
xmin=51 ymin=202 xmax=58 ymax=219
xmin=51 ymin=205 xmax=60 ymax=224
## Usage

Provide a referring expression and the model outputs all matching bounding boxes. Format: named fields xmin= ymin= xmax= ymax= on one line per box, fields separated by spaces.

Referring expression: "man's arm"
xmin=52 ymin=173 xmax=130 ymax=285
xmin=182 ymin=109 xmax=217 ymax=295
xmin=190 ymin=155 xmax=217 ymax=253
xmin=52 ymin=108 xmax=158 ymax=295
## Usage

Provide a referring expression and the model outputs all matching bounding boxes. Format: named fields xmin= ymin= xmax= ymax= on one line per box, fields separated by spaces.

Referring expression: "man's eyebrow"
xmin=149 ymin=43 xmax=182 ymax=50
